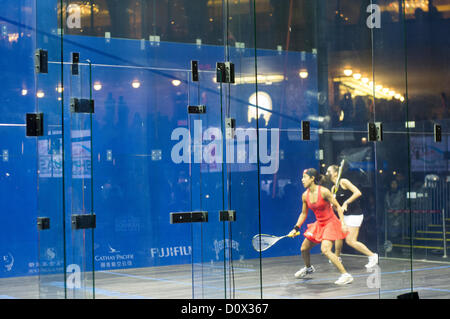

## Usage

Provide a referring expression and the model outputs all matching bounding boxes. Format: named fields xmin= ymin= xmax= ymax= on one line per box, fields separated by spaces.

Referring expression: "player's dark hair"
xmin=303 ymin=168 xmax=326 ymax=185
xmin=329 ymin=165 xmax=339 ymax=173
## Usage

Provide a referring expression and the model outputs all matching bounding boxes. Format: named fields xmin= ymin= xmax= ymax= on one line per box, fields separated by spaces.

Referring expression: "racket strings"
xmin=252 ymin=234 xmax=283 ymax=252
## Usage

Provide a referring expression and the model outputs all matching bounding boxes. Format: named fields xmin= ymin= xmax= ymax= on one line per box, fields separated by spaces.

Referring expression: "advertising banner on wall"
xmin=410 ymin=136 xmax=449 ymax=172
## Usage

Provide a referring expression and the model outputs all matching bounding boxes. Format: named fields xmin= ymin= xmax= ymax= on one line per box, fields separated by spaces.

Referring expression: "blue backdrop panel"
xmin=0 ymin=2 xmax=320 ymax=278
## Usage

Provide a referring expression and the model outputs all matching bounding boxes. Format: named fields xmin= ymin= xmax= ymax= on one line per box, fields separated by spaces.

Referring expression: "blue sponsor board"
xmin=0 ymin=2 xmax=320 ymax=278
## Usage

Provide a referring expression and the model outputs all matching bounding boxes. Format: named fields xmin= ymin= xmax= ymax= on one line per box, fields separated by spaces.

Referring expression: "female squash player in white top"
xmin=326 ymin=165 xmax=378 ymax=268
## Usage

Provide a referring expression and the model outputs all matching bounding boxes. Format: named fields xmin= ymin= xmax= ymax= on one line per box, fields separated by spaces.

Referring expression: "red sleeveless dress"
xmin=303 ymin=186 xmax=348 ymax=243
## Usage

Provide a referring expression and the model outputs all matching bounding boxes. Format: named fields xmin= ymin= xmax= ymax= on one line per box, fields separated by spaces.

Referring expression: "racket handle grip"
xmin=288 ymin=231 xmax=301 ymax=238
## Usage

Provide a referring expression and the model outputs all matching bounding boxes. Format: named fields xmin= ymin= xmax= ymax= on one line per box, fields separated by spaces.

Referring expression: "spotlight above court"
xmin=343 ymin=68 xmax=353 ymax=76
xmin=248 ymin=91 xmax=272 ymax=125
xmin=93 ymin=82 xmax=102 ymax=91
xmin=132 ymin=80 xmax=141 ymax=89
xmin=299 ymin=69 xmax=308 ymax=79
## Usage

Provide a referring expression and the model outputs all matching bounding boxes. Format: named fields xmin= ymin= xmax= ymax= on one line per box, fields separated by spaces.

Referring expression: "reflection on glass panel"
xmin=0 ymin=0 xmax=40 ymax=298
xmin=35 ymin=0 xmax=68 ymax=298
xmin=223 ymin=1 xmax=263 ymax=299
xmin=64 ymin=63 xmax=95 ymax=299
xmin=370 ymin=0 xmax=411 ymax=299
xmin=403 ymin=0 xmax=450 ymax=298
xmin=90 ymin=65 xmax=194 ymax=298
xmin=254 ymin=0 xmax=381 ymax=298
xmin=61 ymin=0 xmax=224 ymax=45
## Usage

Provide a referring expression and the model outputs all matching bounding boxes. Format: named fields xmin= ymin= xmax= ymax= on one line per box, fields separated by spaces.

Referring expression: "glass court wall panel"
xmin=0 ymin=0 xmax=449 ymax=300
xmin=35 ymin=0 xmax=67 ymax=299
xmin=370 ymin=0 xmax=413 ymax=298
xmin=403 ymin=0 xmax=450 ymax=298
xmin=0 ymin=0 xmax=39 ymax=298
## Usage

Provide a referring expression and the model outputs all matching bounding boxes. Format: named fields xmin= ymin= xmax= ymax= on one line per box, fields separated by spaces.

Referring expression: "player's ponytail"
xmin=317 ymin=174 xmax=326 ymax=185
xmin=329 ymin=165 xmax=339 ymax=174
xmin=303 ymin=168 xmax=325 ymax=185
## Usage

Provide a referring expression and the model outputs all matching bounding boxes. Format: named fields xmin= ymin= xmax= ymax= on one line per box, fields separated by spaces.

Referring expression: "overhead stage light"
xmin=132 ymin=80 xmax=141 ymax=89
xmin=299 ymin=69 xmax=308 ymax=79
xmin=343 ymin=68 xmax=353 ymax=76
xmin=172 ymin=79 xmax=181 ymax=87
xmin=248 ymin=91 xmax=272 ymax=126
xmin=93 ymin=82 xmax=102 ymax=91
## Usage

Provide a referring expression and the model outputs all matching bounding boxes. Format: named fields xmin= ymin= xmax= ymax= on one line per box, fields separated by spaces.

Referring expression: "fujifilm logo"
xmin=171 ymin=120 xmax=279 ymax=174
xmin=150 ymin=246 xmax=192 ymax=258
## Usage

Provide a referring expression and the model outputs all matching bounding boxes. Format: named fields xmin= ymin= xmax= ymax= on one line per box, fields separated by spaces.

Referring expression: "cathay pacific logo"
xmin=1 ymin=252 xmax=14 ymax=271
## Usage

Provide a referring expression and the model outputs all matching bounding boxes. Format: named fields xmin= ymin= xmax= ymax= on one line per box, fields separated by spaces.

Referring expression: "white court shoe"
xmin=365 ymin=253 xmax=379 ymax=268
xmin=294 ymin=265 xmax=315 ymax=279
xmin=334 ymin=273 xmax=353 ymax=285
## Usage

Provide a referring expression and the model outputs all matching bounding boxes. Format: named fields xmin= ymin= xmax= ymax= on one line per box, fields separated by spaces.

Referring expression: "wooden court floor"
xmin=1 ymin=254 xmax=449 ymax=299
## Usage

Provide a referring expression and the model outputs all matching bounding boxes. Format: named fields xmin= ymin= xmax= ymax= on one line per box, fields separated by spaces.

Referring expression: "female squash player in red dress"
xmin=288 ymin=168 xmax=353 ymax=285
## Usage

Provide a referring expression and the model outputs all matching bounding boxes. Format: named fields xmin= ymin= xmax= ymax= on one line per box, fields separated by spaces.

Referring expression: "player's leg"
xmin=300 ymin=238 xmax=316 ymax=267
xmin=295 ymin=239 xmax=317 ymax=278
xmin=334 ymin=239 xmax=343 ymax=258
xmin=345 ymin=226 xmax=378 ymax=268
xmin=321 ymin=240 xmax=346 ymax=274
xmin=345 ymin=226 xmax=374 ymax=256
xmin=322 ymin=240 xmax=354 ymax=285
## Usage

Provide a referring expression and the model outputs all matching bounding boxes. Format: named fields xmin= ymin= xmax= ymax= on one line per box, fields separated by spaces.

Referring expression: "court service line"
xmin=94 ymin=264 xmax=450 ymax=299
xmin=237 ymin=264 xmax=450 ymax=291
xmin=334 ymin=286 xmax=450 ymax=299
